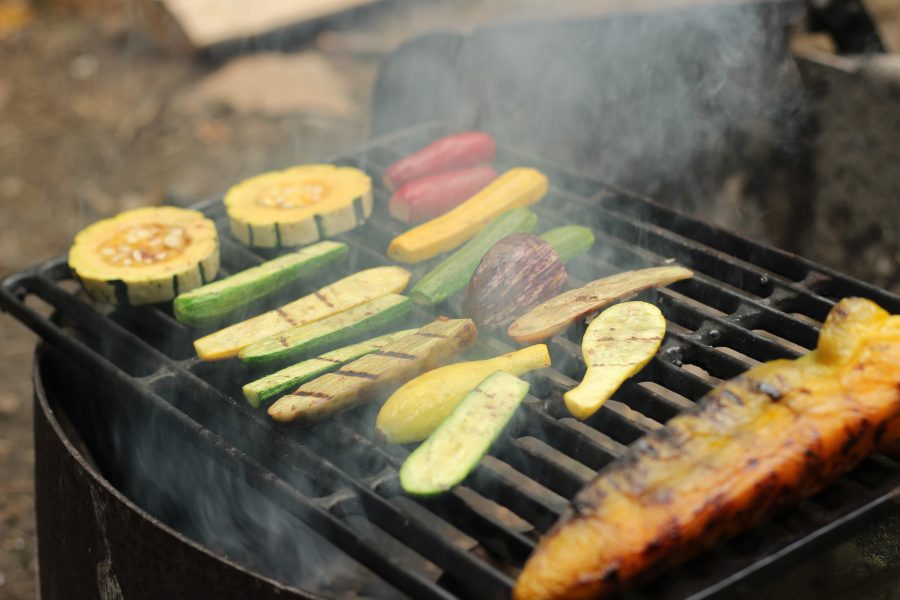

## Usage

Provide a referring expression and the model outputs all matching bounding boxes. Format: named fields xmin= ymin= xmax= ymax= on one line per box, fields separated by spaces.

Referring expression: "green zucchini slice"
xmin=399 ymin=370 xmax=529 ymax=496
xmin=242 ymin=328 xmax=416 ymax=408
xmin=409 ymin=208 xmax=538 ymax=306
xmin=173 ymin=240 xmax=347 ymax=326
xmin=238 ymin=293 xmax=413 ymax=367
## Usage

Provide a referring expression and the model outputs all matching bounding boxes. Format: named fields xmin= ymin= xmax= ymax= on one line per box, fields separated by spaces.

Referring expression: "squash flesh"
xmin=69 ymin=206 xmax=219 ymax=305
xmin=387 ymin=167 xmax=548 ymax=264
xmin=225 ymin=164 xmax=372 ymax=248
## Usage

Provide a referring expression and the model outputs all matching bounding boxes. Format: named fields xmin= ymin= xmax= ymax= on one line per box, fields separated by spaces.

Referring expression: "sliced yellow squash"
xmin=376 ymin=344 xmax=550 ymax=444
xmin=564 ymin=301 xmax=666 ymax=420
xmin=225 ymin=164 xmax=372 ymax=248
xmin=386 ymin=167 xmax=549 ymax=264
xmin=68 ymin=206 xmax=219 ymax=306
xmin=193 ymin=266 xmax=410 ymax=361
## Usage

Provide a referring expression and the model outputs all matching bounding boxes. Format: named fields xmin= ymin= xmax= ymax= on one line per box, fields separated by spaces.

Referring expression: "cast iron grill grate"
xmin=4 ymin=123 xmax=900 ymax=599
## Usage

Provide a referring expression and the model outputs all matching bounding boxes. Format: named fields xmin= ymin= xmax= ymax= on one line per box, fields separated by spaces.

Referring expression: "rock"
xmin=175 ymin=52 xmax=357 ymax=118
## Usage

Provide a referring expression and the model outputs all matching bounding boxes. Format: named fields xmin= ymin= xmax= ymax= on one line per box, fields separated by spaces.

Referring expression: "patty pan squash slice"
xmin=225 ymin=164 xmax=373 ymax=248
xmin=69 ymin=206 xmax=219 ymax=306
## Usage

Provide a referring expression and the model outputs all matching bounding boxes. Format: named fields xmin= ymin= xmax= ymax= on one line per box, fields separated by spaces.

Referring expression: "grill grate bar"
xmin=3 ymin=126 xmax=900 ymax=600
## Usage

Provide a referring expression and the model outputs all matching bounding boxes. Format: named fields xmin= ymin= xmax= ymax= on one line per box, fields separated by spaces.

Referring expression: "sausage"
xmin=513 ymin=297 xmax=900 ymax=600
xmin=383 ymin=131 xmax=496 ymax=190
xmin=388 ymin=166 xmax=497 ymax=224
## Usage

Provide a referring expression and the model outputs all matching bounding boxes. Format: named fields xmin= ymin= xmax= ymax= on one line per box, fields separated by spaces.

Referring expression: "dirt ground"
xmin=1 ymin=1 xmax=899 ymax=599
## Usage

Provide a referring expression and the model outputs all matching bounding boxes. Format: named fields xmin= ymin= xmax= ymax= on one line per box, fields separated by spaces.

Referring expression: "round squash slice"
xmin=224 ymin=164 xmax=372 ymax=248
xmin=69 ymin=206 xmax=219 ymax=306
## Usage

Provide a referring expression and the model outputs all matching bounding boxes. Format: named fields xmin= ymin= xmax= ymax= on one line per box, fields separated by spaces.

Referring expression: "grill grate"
xmin=4 ymin=122 xmax=900 ymax=599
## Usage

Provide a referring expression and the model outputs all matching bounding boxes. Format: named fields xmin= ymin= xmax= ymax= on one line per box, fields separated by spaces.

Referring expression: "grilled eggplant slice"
xmin=514 ymin=297 xmax=900 ymax=600
xmin=225 ymin=164 xmax=372 ymax=248
xmin=508 ymin=265 xmax=692 ymax=344
xmin=193 ymin=266 xmax=410 ymax=361
xmin=564 ymin=301 xmax=666 ymax=420
xmin=69 ymin=206 xmax=219 ymax=306
xmin=268 ymin=317 xmax=477 ymax=424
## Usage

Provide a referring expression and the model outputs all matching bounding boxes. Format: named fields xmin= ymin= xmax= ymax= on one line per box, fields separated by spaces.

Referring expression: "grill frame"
xmin=4 ymin=122 xmax=900 ymax=599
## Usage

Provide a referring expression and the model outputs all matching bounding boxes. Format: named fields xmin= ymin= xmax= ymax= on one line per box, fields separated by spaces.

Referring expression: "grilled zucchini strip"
xmin=268 ymin=318 xmax=477 ymax=424
xmin=514 ymin=297 xmax=900 ymax=600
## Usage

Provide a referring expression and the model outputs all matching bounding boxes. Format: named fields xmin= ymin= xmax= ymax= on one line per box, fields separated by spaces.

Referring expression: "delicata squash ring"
xmin=225 ymin=164 xmax=372 ymax=248
xmin=69 ymin=206 xmax=219 ymax=306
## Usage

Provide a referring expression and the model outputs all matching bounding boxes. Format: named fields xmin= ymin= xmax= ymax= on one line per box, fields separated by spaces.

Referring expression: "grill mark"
xmin=275 ymin=308 xmax=299 ymax=326
xmin=247 ymin=224 xmax=254 ymax=247
xmin=317 ymin=357 xmax=344 ymax=364
xmin=336 ymin=369 xmax=379 ymax=380
xmin=595 ymin=335 xmax=663 ymax=342
xmin=274 ymin=222 xmax=283 ymax=247
xmin=198 ymin=261 xmax=207 ymax=285
xmin=315 ymin=291 xmax=335 ymax=308
xmin=278 ymin=337 xmax=290 ymax=348
xmin=289 ymin=391 xmax=332 ymax=399
xmin=172 ymin=274 xmax=180 ymax=296
xmin=373 ymin=350 xmax=417 ymax=360
xmin=415 ymin=331 xmax=447 ymax=338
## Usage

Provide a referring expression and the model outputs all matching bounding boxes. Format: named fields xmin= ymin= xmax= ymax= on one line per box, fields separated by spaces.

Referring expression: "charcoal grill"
xmin=4 ymin=122 xmax=900 ymax=600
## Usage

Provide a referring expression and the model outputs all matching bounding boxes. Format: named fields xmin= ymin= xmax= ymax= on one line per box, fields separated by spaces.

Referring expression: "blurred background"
xmin=1 ymin=0 xmax=899 ymax=598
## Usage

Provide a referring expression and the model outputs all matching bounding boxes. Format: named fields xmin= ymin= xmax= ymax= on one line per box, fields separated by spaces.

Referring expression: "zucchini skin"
xmin=538 ymin=226 xmax=595 ymax=263
xmin=268 ymin=318 xmax=477 ymax=424
xmin=399 ymin=371 xmax=529 ymax=496
xmin=514 ymin=298 xmax=900 ymax=600
xmin=238 ymin=294 xmax=412 ymax=367
xmin=383 ymin=131 xmax=496 ymax=190
xmin=173 ymin=241 xmax=347 ymax=326
xmin=409 ymin=208 xmax=538 ymax=306
xmin=242 ymin=328 xmax=416 ymax=407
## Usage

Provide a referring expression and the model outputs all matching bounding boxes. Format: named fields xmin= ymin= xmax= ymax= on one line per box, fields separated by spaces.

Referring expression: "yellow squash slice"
xmin=565 ymin=301 xmax=666 ymax=420
xmin=225 ymin=164 xmax=372 ymax=248
xmin=69 ymin=206 xmax=219 ymax=306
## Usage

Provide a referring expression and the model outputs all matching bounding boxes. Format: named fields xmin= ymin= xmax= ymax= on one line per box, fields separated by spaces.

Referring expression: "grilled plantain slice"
xmin=268 ymin=317 xmax=478 ymax=424
xmin=514 ymin=297 xmax=900 ymax=600
xmin=564 ymin=301 xmax=666 ymax=420
xmin=508 ymin=265 xmax=692 ymax=344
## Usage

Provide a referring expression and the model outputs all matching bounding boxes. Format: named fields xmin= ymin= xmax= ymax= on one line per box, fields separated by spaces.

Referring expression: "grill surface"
xmin=4 ymin=122 xmax=900 ymax=599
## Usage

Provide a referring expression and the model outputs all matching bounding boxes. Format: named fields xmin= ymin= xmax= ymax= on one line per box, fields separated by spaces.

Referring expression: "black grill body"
xmin=4 ymin=124 xmax=900 ymax=600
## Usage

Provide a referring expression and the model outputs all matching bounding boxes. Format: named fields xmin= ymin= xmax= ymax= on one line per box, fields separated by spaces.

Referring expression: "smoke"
xmin=374 ymin=1 xmax=807 ymax=232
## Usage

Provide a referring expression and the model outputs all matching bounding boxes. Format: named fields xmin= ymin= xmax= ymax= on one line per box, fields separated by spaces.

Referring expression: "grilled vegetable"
xmin=68 ymin=206 xmax=219 ymax=306
xmin=225 ymin=164 xmax=372 ymax=249
xmin=193 ymin=266 xmax=410 ymax=361
xmin=173 ymin=240 xmax=347 ymax=326
xmin=463 ymin=226 xmax=594 ymax=329
xmin=268 ymin=317 xmax=477 ymax=424
xmin=399 ymin=371 xmax=529 ymax=496
xmin=508 ymin=265 xmax=693 ymax=344
xmin=377 ymin=344 xmax=550 ymax=444
xmin=383 ymin=131 xmax=496 ymax=190
xmin=242 ymin=329 xmax=416 ymax=408
xmin=387 ymin=168 xmax=548 ymax=264
xmin=239 ymin=294 xmax=412 ymax=367
xmin=389 ymin=166 xmax=497 ymax=224
xmin=537 ymin=226 xmax=595 ymax=263
xmin=565 ymin=302 xmax=666 ymax=420
xmin=514 ymin=297 xmax=900 ymax=600
xmin=409 ymin=208 xmax=538 ymax=306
